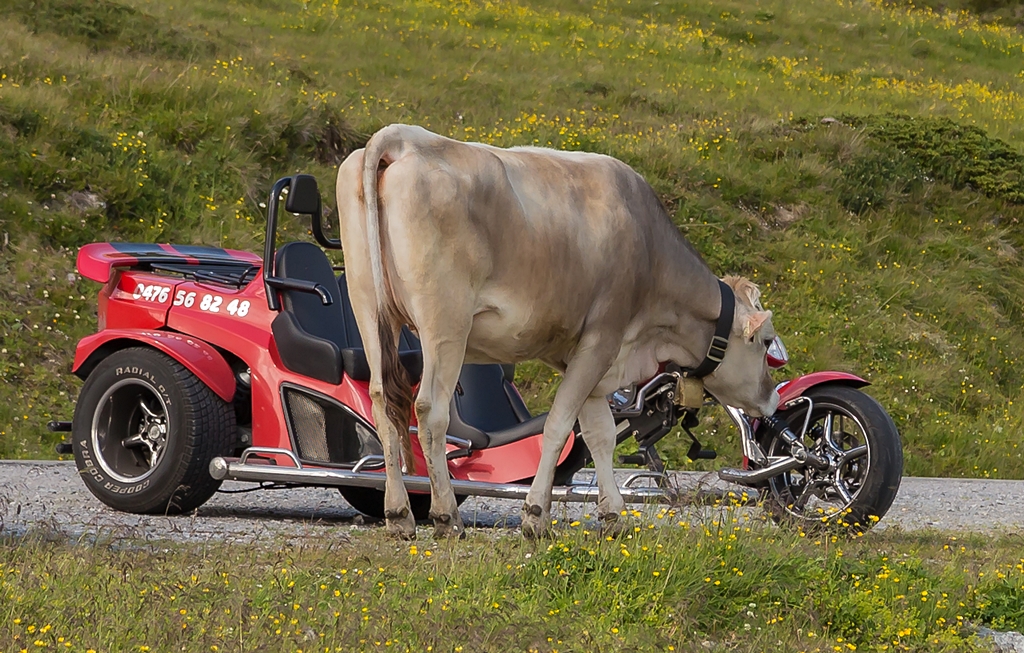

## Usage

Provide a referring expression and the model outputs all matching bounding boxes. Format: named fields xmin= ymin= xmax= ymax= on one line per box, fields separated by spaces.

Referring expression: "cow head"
xmin=702 ymin=276 xmax=780 ymax=417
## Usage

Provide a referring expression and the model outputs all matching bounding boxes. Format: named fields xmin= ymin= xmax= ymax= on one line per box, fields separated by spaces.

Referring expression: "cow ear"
xmin=743 ymin=311 xmax=772 ymax=340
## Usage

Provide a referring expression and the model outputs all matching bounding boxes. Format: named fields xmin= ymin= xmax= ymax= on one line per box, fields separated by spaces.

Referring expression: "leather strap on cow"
xmin=681 ymin=280 xmax=735 ymax=379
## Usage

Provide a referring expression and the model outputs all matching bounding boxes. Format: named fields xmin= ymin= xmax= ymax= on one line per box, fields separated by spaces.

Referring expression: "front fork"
xmin=610 ymin=379 xmax=827 ymax=488
xmin=719 ymin=396 xmax=829 ymax=486
xmin=724 ymin=404 xmax=769 ymax=468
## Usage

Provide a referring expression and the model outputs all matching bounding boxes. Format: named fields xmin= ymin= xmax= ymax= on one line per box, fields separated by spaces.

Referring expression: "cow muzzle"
xmin=744 ymin=389 xmax=779 ymax=418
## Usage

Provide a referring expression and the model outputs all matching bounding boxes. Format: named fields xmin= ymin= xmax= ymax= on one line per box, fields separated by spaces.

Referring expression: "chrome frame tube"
xmin=410 ymin=426 xmax=474 ymax=452
xmin=723 ymin=405 xmax=768 ymax=466
xmin=611 ymin=373 xmax=677 ymax=417
xmin=777 ymin=395 xmax=814 ymax=441
xmin=210 ymin=454 xmax=676 ymax=504
xmin=352 ymin=454 xmax=385 ymax=473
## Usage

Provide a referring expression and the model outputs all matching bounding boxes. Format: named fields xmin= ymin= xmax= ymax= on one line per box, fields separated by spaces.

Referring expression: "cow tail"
xmin=363 ymin=127 xmax=415 ymax=472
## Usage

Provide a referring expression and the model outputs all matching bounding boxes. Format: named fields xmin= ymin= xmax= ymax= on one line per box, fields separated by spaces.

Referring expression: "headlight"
xmin=766 ymin=336 xmax=788 ymax=369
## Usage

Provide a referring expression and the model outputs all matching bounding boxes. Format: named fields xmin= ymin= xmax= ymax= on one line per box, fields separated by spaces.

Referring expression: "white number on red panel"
xmin=199 ymin=294 xmax=223 ymax=312
xmin=133 ymin=284 xmax=170 ymax=303
xmin=179 ymin=293 xmax=250 ymax=317
xmin=226 ymin=299 xmax=251 ymax=317
xmin=173 ymin=290 xmax=197 ymax=307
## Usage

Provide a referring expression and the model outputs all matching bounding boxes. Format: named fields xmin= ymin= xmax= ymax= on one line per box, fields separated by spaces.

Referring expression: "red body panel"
xmin=777 ymin=371 xmax=869 ymax=405
xmin=103 ymin=271 xmax=178 ymax=330
xmin=73 ymin=328 xmax=236 ymax=402
xmin=449 ymin=435 xmax=575 ymax=483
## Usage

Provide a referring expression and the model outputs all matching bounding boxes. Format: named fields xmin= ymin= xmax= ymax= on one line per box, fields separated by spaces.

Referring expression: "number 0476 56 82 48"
xmin=174 ymin=290 xmax=250 ymax=317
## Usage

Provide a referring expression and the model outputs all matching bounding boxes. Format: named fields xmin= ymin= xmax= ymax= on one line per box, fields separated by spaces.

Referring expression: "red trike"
xmin=53 ymin=174 xmax=903 ymax=528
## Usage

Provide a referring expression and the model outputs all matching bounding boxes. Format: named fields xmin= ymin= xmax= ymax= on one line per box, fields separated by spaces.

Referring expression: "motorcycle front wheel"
xmin=757 ymin=384 xmax=903 ymax=531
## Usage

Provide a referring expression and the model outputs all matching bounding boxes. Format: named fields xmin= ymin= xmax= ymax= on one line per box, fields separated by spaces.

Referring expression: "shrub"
xmin=844 ymin=114 xmax=1024 ymax=205
xmin=8 ymin=0 xmax=214 ymax=58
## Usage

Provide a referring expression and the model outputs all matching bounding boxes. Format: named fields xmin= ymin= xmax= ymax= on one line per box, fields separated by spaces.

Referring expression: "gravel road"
xmin=1 ymin=460 xmax=1022 ymax=544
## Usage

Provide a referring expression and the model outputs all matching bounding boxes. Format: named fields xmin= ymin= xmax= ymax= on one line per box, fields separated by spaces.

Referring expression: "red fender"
xmin=72 ymin=329 xmax=236 ymax=402
xmin=777 ymin=371 xmax=869 ymax=405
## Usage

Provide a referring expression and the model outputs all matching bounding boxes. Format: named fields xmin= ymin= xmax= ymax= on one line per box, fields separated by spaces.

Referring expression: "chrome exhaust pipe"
xmin=717 ymin=456 xmax=804 ymax=485
xmin=210 ymin=449 xmax=676 ymax=504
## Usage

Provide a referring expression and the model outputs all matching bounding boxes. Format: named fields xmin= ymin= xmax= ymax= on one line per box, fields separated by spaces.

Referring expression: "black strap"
xmin=682 ymin=280 xmax=735 ymax=378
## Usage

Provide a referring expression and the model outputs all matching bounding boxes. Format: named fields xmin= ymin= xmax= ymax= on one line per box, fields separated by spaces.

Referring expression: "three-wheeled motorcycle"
xmin=52 ymin=174 xmax=903 ymax=529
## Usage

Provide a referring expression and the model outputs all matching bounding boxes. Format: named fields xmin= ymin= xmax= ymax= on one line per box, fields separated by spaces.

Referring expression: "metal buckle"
xmin=706 ymin=335 xmax=729 ymax=363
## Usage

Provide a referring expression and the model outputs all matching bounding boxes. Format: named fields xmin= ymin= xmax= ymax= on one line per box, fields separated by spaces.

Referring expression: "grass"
xmin=1 ymin=0 xmax=1024 ymax=480
xmin=1 ymin=509 xmax=1023 ymax=652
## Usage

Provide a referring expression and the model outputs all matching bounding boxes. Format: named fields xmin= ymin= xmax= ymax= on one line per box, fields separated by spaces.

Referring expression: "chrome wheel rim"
xmin=767 ymin=402 xmax=870 ymax=522
xmin=91 ymin=378 xmax=170 ymax=484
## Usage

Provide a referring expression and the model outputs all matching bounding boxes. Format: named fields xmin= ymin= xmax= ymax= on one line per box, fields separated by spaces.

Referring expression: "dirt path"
xmin=1 ymin=461 xmax=1021 ymax=544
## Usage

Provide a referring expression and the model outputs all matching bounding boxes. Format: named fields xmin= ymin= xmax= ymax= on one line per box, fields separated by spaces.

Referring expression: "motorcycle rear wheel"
xmin=758 ymin=384 xmax=902 ymax=532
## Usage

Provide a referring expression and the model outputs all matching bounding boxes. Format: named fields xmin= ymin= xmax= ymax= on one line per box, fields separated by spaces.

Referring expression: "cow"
xmin=335 ymin=124 xmax=780 ymax=540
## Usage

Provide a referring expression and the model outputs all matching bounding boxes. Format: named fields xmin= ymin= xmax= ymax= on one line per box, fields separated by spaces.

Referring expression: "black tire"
xmin=758 ymin=385 xmax=903 ymax=531
xmin=339 ymin=487 xmax=467 ymax=522
xmin=72 ymin=347 xmax=236 ymax=515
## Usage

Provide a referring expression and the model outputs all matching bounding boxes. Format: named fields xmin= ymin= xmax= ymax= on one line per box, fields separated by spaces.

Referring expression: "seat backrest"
xmin=335 ymin=271 xmax=363 ymax=350
xmin=452 ymin=364 xmax=523 ymax=432
xmin=336 ymin=272 xmax=421 ymax=353
xmin=276 ymin=241 xmax=347 ymax=351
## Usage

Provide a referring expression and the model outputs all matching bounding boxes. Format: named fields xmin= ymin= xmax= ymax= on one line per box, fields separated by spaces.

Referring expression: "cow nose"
xmin=761 ymin=390 xmax=780 ymax=417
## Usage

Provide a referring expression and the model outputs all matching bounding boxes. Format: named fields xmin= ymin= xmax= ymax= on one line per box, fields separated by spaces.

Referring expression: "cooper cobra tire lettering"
xmin=70 ymin=347 xmax=235 ymax=515
xmin=103 ymin=480 xmax=150 ymax=494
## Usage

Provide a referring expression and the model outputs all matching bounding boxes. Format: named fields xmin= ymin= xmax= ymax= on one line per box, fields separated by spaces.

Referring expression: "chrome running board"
xmin=210 ymin=448 xmax=676 ymax=504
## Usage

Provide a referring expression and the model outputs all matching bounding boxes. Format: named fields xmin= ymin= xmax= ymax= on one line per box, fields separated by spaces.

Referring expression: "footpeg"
xmin=683 ymin=425 xmax=717 ymax=461
xmin=718 ymin=456 xmax=804 ymax=485
xmin=687 ymin=440 xmax=718 ymax=460
xmin=617 ymin=453 xmax=646 ymax=466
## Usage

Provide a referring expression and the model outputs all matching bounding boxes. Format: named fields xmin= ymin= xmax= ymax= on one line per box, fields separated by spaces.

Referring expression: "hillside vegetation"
xmin=2 ymin=521 xmax=1024 ymax=652
xmin=1 ymin=0 xmax=1024 ymax=478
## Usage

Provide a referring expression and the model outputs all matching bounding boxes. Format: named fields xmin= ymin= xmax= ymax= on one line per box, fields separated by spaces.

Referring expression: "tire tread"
xmin=760 ymin=384 xmax=903 ymax=532
xmin=72 ymin=347 xmax=236 ymax=515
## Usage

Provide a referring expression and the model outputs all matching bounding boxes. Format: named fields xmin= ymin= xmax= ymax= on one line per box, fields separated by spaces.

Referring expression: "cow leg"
xmin=335 ymin=150 xmax=415 ymax=539
xmin=366 ymin=323 xmax=417 ymax=540
xmin=414 ymin=331 xmax=470 ymax=539
xmin=577 ymin=397 xmax=627 ymax=535
xmin=522 ymin=335 xmax=617 ymax=539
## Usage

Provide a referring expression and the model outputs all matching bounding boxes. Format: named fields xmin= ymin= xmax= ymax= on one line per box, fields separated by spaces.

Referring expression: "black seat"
xmin=446 ymin=364 xmax=547 ymax=450
xmin=335 ymin=273 xmax=423 ymax=382
xmin=271 ymin=243 xmax=423 ymax=385
xmin=270 ymin=242 xmax=348 ymax=385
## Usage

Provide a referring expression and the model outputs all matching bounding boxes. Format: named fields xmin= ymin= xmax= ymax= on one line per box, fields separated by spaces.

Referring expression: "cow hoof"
xmin=521 ymin=504 xmax=550 ymax=539
xmin=598 ymin=511 xmax=628 ymax=538
xmin=384 ymin=508 xmax=417 ymax=540
xmin=384 ymin=519 xmax=417 ymax=540
xmin=430 ymin=511 xmax=465 ymax=539
xmin=432 ymin=522 xmax=466 ymax=540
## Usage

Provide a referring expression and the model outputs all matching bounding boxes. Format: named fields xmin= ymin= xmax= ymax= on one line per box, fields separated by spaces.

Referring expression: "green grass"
xmin=1 ymin=512 xmax=1023 ymax=652
xmin=2 ymin=0 xmax=1024 ymax=479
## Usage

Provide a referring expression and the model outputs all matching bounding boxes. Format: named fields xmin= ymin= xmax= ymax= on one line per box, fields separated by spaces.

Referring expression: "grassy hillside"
xmin=1 ymin=0 xmax=1023 ymax=478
